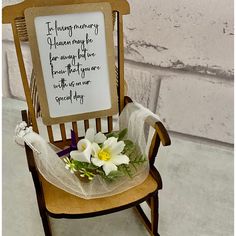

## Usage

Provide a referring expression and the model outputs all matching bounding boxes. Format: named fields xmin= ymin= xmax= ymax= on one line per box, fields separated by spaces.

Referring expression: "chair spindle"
xmin=47 ymin=126 xmax=54 ymax=143
xmin=14 ymin=17 xmax=28 ymax=41
xmin=72 ymin=122 xmax=79 ymax=142
xmin=107 ymin=116 xmax=113 ymax=132
xmin=84 ymin=120 xmax=89 ymax=132
xmin=95 ymin=118 xmax=102 ymax=132
xmin=59 ymin=124 xmax=67 ymax=142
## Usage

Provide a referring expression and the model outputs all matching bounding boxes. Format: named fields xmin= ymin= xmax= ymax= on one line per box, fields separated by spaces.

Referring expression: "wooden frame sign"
xmin=25 ymin=3 xmax=118 ymax=125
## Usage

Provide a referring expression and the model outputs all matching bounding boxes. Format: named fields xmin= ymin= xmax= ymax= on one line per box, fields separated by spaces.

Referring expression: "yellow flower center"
xmin=81 ymin=144 xmax=86 ymax=151
xmin=98 ymin=149 xmax=111 ymax=161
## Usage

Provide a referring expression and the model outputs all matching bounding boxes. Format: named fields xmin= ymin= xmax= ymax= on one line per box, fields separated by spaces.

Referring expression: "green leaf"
xmin=106 ymin=131 xmax=119 ymax=138
xmin=72 ymin=160 xmax=97 ymax=171
xmin=118 ymin=164 xmax=133 ymax=178
xmin=122 ymin=140 xmax=135 ymax=156
xmin=129 ymin=154 xmax=147 ymax=166
xmin=106 ymin=128 xmax=127 ymax=141
xmin=97 ymin=169 xmax=124 ymax=182
xmin=107 ymin=170 xmax=124 ymax=179
xmin=124 ymin=139 xmax=134 ymax=148
xmin=118 ymin=128 xmax=128 ymax=141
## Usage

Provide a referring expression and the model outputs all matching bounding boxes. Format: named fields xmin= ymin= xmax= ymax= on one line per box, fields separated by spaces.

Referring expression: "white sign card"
xmin=25 ymin=3 xmax=118 ymax=125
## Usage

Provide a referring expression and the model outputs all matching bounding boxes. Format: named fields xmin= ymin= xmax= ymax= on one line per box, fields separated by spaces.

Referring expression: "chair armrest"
xmin=146 ymin=115 xmax=171 ymax=166
xmin=124 ymin=95 xmax=133 ymax=106
xmin=124 ymin=96 xmax=170 ymax=167
xmin=150 ymin=165 xmax=163 ymax=190
xmin=124 ymin=96 xmax=171 ymax=146
xmin=145 ymin=116 xmax=171 ymax=147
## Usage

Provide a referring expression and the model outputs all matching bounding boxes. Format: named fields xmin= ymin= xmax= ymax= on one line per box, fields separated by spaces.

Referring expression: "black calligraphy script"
xmin=43 ymin=19 xmax=102 ymax=106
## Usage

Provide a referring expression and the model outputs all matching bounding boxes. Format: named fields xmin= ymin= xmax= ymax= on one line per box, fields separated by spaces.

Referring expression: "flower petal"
xmin=102 ymin=137 xmax=118 ymax=150
xmin=111 ymin=154 xmax=130 ymax=165
xmin=85 ymin=128 xmax=95 ymax=142
xmin=94 ymin=132 xmax=107 ymax=143
xmin=102 ymin=162 xmax=117 ymax=175
xmin=91 ymin=142 xmax=101 ymax=157
xmin=91 ymin=157 xmax=104 ymax=167
xmin=70 ymin=150 xmax=91 ymax=163
xmin=110 ymin=140 xmax=125 ymax=155
xmin=77 ymin=139 xmax=91 ymax=152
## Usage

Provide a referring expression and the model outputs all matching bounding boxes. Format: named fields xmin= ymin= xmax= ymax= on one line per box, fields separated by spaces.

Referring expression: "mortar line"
xmin=168 ymin=130 xmax=234 ymax=149
xmin=123 ymin=58 xmax=234 ymax=82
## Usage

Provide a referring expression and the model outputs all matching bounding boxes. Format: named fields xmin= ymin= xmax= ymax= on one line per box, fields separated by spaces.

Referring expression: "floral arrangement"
xmin=62 ymin=128 xmax=146 ymax=182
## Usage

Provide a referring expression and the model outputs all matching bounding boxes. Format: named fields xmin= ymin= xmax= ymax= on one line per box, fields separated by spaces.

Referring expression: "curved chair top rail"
xmin=2 ymin=0 xmax=130 ymax=24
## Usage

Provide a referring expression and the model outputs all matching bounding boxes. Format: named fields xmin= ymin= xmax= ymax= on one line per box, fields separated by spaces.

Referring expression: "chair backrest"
xmin=3 ymin=0 xmax=130 ymax=148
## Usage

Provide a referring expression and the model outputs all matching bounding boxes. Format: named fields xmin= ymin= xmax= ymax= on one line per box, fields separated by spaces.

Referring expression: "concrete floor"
xmin=2 ymin=98 xmax=234 ymax=236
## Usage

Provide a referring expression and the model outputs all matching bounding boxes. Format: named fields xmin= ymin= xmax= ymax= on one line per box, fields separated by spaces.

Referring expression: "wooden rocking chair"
xmin=3 ymin=1 xmax=171 ymax=235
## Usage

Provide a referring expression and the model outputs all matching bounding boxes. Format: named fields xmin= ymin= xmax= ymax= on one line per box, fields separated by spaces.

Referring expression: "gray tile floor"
xmin=3 ymin=98 xmax=234 ymax=236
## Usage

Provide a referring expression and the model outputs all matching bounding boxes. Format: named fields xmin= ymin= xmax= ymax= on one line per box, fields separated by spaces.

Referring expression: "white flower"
xmin=70 ymin=139 xmax=91 ymax=163
xmin=69 ymin=128 xmax=107 ymax=163
xmin=85 ymin=128 xmax=107 ymax=144
xmin=91 ymin=137 xmax=130 ymax=175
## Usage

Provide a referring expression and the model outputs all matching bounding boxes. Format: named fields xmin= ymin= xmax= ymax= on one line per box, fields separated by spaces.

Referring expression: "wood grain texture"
xmin=12 ymin=22 xmax=39 ymax=133
xmin=72 ymin=122 xmax=79 ymax=142
xmin=2 ymin=0 xmax=130 ymax=24
xmin=107 ymin=116 xmax=113 ymax=132
xmin=135 ymin=205 xmax=152 ymax=234
xmin=148 ymin=130 xmax=160 ymax=165
xmin=151 ymin=192 xmax=159 ymax=236
xmin=40 ymin=174 xmax=157 ymax=215
xmin=117 ymin=12 xmax=125 ymax=112
xmin=145 ymin=117 xmax=171 ymax=146
xmin=59 ymin=124 xmax=67 ymax=142
xmin=95 ymin=118 xmax=102 ymax=132
xmin=47 ymin=126 xmax=54 ymax=143
xmin=14 ymin=17 xmax=28 ymax=41
xmin=84 ymin=120 xmax=89 ymax=131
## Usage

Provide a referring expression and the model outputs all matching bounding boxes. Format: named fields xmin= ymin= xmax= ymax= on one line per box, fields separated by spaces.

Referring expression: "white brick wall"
xmin=6 ymin=42 xmax=32 ymax=100
xmin=122 ymin=0 xmax=234 ymax=144
xmin=125 ymin=65 xmax=160 ymax=112
xmin=156 ymin=74 xmax=234 ymax=143
xmin=125 ymin=62 xmax=234 ymax=144
xmin=124 ymin=0 xmax=233 ymax=78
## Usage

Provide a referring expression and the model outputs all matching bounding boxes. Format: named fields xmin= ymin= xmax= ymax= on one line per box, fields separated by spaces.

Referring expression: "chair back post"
xmin=11 ymin=22 xmax=39 ymax=133
xmin=2 ymin=8 xmax=39 ymax=132
xmin=117 ymin=11 xmax=125 ymax=112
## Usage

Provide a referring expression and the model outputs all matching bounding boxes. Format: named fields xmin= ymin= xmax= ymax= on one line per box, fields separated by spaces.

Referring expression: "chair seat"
xmin=40 ymin=174 xmax=158 ymax=217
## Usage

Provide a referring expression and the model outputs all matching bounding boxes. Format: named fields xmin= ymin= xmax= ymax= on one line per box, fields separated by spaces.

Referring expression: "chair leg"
xmin=29 ymin=169 xmax=52 ymax=236
xmin=150 ymin=191 xmax=159 ymax=236
xmin=40 ymin=210 xmax=52 ymax=236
